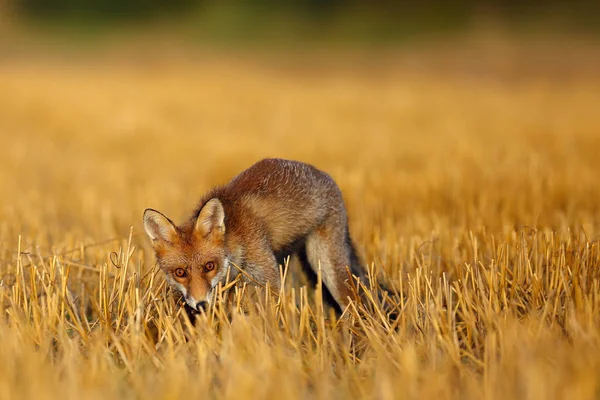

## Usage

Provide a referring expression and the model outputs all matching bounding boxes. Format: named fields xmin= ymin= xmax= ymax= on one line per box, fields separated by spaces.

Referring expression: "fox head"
xmin=143 ymin=198 xmax=229 ymax=312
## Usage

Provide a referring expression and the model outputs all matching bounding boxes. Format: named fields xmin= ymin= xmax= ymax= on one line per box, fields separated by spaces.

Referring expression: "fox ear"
xmin=195 ymin=198 xmax=225 ymax=237
xmin=143 ymin=209 xmax=177 ymax=244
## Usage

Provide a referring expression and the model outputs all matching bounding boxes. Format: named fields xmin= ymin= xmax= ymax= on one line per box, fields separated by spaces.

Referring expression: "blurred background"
xmin=0 ymin=0 xmax=599 ymax=257
xmin=2 ymin=0 xmax=599 ymax=55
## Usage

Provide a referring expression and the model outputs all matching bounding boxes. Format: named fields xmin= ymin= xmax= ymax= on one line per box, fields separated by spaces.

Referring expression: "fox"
xmin=143 ymin=158 xmax=373 ymax=317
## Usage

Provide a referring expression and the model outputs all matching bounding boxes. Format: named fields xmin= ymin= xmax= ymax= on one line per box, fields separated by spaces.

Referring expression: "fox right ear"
xmin=143 ymin=209 xmax=177 ymax=244
xmin=195 ymin=198 xmax=225 ymax=237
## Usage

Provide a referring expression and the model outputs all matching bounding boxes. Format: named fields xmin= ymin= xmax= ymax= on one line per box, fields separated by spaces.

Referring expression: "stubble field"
xmin=1 ymin=39 xmax=600 ymax=399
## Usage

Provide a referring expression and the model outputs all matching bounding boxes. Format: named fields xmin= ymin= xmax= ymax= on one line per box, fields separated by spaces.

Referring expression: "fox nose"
xmin=196 ymin=301 xmax=208 ymax=311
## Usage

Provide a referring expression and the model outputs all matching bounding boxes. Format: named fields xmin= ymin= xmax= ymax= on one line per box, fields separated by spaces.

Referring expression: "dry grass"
xmin=1 ymin=40 xmax=600 ymax=399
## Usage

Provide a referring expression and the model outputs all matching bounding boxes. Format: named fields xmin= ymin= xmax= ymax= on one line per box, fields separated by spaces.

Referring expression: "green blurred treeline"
xmin=14 ymin=0 xmax=599 ymax=42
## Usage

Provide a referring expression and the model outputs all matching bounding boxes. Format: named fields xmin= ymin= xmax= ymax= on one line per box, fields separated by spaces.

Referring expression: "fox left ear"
xmin=143 ymin=209 xmax=178 ymax=244
xmin=195 ymin=198 xmax=225 ymax=237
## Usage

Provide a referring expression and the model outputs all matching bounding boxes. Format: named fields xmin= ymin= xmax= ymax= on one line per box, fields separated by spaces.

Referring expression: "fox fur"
xmin=143 ymin=158 xmax=370 ymax=315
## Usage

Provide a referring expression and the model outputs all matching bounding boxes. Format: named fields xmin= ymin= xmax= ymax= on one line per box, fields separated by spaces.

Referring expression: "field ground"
xmin=1 ymin=37 xmax=600 ymax=399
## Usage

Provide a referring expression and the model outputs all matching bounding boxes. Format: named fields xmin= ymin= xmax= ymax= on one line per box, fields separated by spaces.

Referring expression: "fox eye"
xmin=174 ymin=268 xmax=187 ymax=278
xmin=204 ymin=262 xmax=215 ymax=272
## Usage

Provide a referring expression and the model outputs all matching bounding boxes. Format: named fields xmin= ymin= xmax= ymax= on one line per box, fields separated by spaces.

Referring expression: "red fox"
xmin=143 ymin=158 xmax=370 ymax=315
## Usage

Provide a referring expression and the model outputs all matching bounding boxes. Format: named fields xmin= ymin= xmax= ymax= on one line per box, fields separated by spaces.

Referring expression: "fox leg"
xmin=297 ymin=244 xmax=341 ymax=311
xmin=243 ymin=248 xmax=281 ymax=292
xmin=304 ymin=215 xmax=360 ymax=311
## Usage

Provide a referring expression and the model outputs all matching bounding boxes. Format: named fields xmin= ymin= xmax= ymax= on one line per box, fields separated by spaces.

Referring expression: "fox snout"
xmin=162 ymin=271 xmax=214 ymax=312
xmin=178 ymin=279 xmax=213 ymax=311
xmin=185 ymin=298 xmax=208 ymax=312
xmin=183 ymin=292 xmax=210 ymax=312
